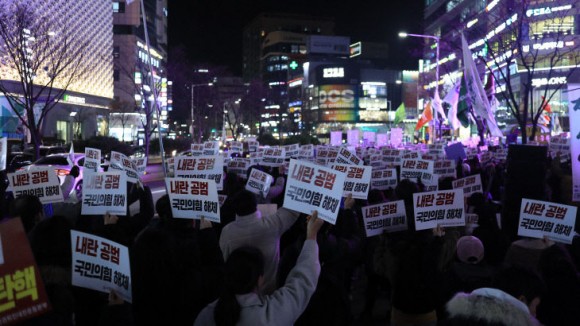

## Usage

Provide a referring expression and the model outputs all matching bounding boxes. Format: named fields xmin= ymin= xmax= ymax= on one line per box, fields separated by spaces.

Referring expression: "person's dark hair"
xmin=395 ymin=179 xmax=420 ymax=232
xmin=9 ymin=194 xmax=43 ymax=233
xmin=538 ymin=244 xmax=579 ymax=279
xmin=28 ymin=215 xmax=73 ymax=267
xmin=492 ymin=265 xmax=546 ymax=304
xmin=231 ymin=189 xmax=257 ymax=216
xmin=69 ymin=165 xmax=80 ymax=178
xmin=439 ymin=176 xmax=456 ymax=190
xmin=155 ymin=194 xmax=173 ymax=219
xmin=367 ymin=188 xmax=386 ymax=205
xmin=214 ymin=246 xmax=264 ymax=326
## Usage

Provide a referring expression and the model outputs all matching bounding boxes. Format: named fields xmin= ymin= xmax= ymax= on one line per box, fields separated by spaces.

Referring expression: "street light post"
xmin=190 ymin=82 xmax=213 ymax=143
xmin=399 ymin=32 xmax=440 ymax=142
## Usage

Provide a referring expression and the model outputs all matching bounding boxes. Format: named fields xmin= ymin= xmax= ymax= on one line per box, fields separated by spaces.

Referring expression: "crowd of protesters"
xmin=1 ymin=147 xmax=580 ymax=326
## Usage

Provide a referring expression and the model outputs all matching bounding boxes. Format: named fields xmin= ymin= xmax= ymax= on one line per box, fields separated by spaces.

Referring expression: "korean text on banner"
xmin=567 ymin=83 xmax=580 ymax=201
xmin=134 ymin=157 xmax=147 ymax=176
xmin=362 ymin=200 xmax=408 ymax=237
xmin=109 ymin=151 xmax=139 ymax=183
xmin=336 ymin=147 xmax=363 ymax=165
xmin=452 ymin=174 xmax=483 ymax=198
xmin=283 ymin=159 xmax=346 ymax=224
xmin=174 ymin=155 xmax=224 ymax=191
xmin=245 ymin=168 xmax=273 ymax=198
xmin=331 ymin=164 xmax=371 ymax=199
xmin=165 ymin=177 xmax=220 ymax=222
xmin=8 ymin=168 xmax=63 ymax=204
xmin=413 ymin=189 xmax=465 ymax=231
xmin=71 ymin=230 xmax=132 ymax=303
xmin=202 ymin=141 xmax=220 ymax=156
xmin=227 ymin=159 xmax=250 ymax=179
xmin=81 ymin=172 xmax=127 ymax=216
xmin=84 ymin=147 xmax=101 ymax=174
xmin=518 ymin=199 xmax=577 ymax=244
xmin=0 ymin=137 xmax=6 ymax=171
xmin=400 ymin=159 xmax=434 ymax=184
xmin=0 ymin=218 xmax=50 ymax=324
xmin=261 ymin=148 xmax=286 ymax=166
xmin=371 ymin=168 xmax=398 ymax=190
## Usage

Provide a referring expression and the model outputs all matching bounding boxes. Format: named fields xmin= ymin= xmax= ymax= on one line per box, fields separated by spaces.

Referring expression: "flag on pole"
xmin=69 ymin=142 xmax=75 ymax=166
xmin=415 ymin=101 xmax=433 ymax=131
xmin=444 ymin=80 xmax=462 ymax=130
xmin=432 ymin=89 xmax=447 ymax=121
xmin=461 ymin=34 xmax=503 ymax=137
xmin=456 ymin=77 xmax=471 ymax=128
xmin=393 ymin=102 xmax=406 ymax=125
xmin=539 ymin=96 xmax=552 ymax=126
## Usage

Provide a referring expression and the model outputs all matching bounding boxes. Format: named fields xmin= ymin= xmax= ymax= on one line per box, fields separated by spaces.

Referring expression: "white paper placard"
xmin=413 ymin=189 xmax=465 ymax=230
xmin=71 ymin=230 xmax=132 ymax=302
xmin=134 ymin=157 xmax=147 ymax=176
xmin=362 ymin=200 xmax=408 ymax=236
xmin=174 ymin=155 xmax=224 ymax=190
xmin=81 ymin=172 xmax=127 ymax=215
xmin=8 ymin=168 xmax=64 ymax=204
xmin=84 ymin=147 xmax=101 ymax=174
xmin=245 ymin=168 xmax=273 ymax=198
xmin=400 ymin=159 xmax=434 ymax=183
xmin=262 ymin=148 xmax=285 ymax=166
xmin=518 ymin=198 xmax=577 ymax=244
xmin=247 ymin=141 xmax=259 ymax=153
xmin=190 ymin=143 xmax=204 ymax=156
xmin=330 ymin=131 xmax=342 ymax=146
xmin=331 ymin=164 xmax=372 ymax=199
xmin=110 ymin=151 xmax=139 ymax=183
xmin=227 ymin=159 xmax=250 ymax=179
xmin=165 ymin=177 xmax=220 ymax=222
xmin=371 ymin=168 xmax=398 ymax=190
xmin=335 ymin=147 xmax=363 ymax=166
xmin=452 ymin=174 xmax=483 ymax=199
xmin=283 ymin=159 xmax=346 ymax=224
xmin=202 ymin=141 xmax=220 ymax=156
xmin=433 ymin=160 xmax=456 ymax=178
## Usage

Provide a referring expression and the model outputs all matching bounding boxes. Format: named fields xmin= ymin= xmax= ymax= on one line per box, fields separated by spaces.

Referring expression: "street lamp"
xmin=399 ymin=31 xmax=440 ymax=141
xmin=190 ymin=82 xmax=213 ymax=142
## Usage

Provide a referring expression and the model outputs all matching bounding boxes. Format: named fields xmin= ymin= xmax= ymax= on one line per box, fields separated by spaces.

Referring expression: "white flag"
xmin=461 ymin=34 xmax=503 ymax=137
xmin=69 ymin=142 xmax=75 ymax=165
xmin=444 ymin=81 xmax=461 ymax=130
xmin=432 ymin=89 xmax=447 ymax=121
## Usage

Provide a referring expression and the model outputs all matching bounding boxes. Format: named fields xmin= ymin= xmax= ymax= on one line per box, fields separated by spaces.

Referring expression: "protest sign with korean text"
xmin=247 ymin=141 xmax=259 ymax=153
xmin=227 ymin=159 xmax=250 ymax=179
xmin=71 ymin=231 xmax=132 ymax=302
xmin=203 ymin=141 xmax=220 ymax=156
xmin=174 ymin=155 xmax=224 ymax=190
xmin=190 ymin=143 xmax=204 ymax=156
xmin=413 ymin=189 xmax=465 ymax=231
xmin=218 ymin=194 xmax=227 ymax=207
xmin=371 ymin=168 xmax=398 ymax=190
xmin=0 ymin=218 xmax=50 ymax=324
xmin=0 ymin=137 xmax=7 ymax=171
xmin=84 ymin=147 xmax=101 ymax=174
xmin=400 ymin=159 xmax=434 ymax=183
xmin=381 ymin=148 xmax=402 ymax=166
xmin=298 ymin=144 xmax=314 ymax=159
xmin=283 ymin=143 xmax=299 ymax=158
xmin=165 ymin=177 xmax=220 ymax=222
xmin=331 ymin=164 xmax=371 ymax=199
xmin=134 ymin=157 xmax=147 ymax=176
xmin=8 ymin=168 xmax=63 ymax=204
xmin=518 ymin=199 xmax=577 ymax=244
xmin=434 ymin=160 xmax=456 ymax=178
xmin=245 ymin=168 xmax=273 ymax=198
xmin=284 ymin=159 xmax=346 ymax=224
xmin=262 ymin=148 xmax=285 ymax=166
xmin=362 ymin=200 xmax=407 ymax=237
xmin=229 ymin=141 xmax=243 ymax=154
xmin=452 ymin=174 xmax=483 ymax=199
xmin=81 ymin=172 xmax=127 ymax=215
xmin=109 ymin=151 xmax=139 ymax=183
xmin=335 ymin=147 xmax=363 ymax=165
xmin=249 ymin=152 xmax=262 ymax=165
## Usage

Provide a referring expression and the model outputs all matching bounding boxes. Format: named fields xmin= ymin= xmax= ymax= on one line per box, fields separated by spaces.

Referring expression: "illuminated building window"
xmin=113 ymin=2 xmax=125 ymax=13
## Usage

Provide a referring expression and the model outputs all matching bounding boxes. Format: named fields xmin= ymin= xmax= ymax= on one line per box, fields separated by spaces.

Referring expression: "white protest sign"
xmin=284 ymin=159 xmax=346 ymax=224
xmin=331 ymin=164 xmax=372 ymax=199
xmin=227 ymin=159 xmax=250 ymax=178
xmin=369 ymin=154 xmax=383 ymax=168
xmin=249 ymin=152 xmax=263 ymax=165
xmin=283 ymin=143 xmax=300 ymax=158
xmin=174 ymin=155 xmax=224 ymax=190
xmin=0 ymin=137 xmax=6 ymax=171
xmin=109 ymin=151 xmax=139 ymax=183
xmin=165 ymin=157 xmax=175 ymax=175
xmin=71 ymin=230 xmax=131 ymax=302
xmin=298 ymin=144 xmax=314 ymax=159
xmin=247 ymin=141 xmax=259 ymax=153
xmin=433 ymin=160 xmax=456 ymax=178
xmin=336 ymin=147 xmax=363 ymax=165
xmin=518 ymin=198 xmax=577 ymax=244
xmin=261 ymin=148 xmax=285 ymax=166
xmin=191 ymin=143 xmax=204 ymax=156
xmin=413 ymin=189 xmax=465 ymax=231
xmin=8 ymin=168 xmax=63 ymax=204
xmin=452 ymin=174 xmax=483 ymax=199
xmin=381 ymin=148 xmax=403 ymax=166
xmin=165 ymin=177 xmax=220 ymax=222
xmin=568 ymin=83 xmax=580 ymax=201
xmin=376 ymin=133 xmax=388 ymax=147
xmin=330 ymin=131 xmax=342 ymax=146
xmin=84 ymin=147 xmax=101 ymax=174
xmin=362 ymin=200 xmax=408 ymax=236
xmin=230 ymin=141 xmax=243 ymax=154
xmin=400 ymin=159 xmax=434 ymax=183
xmin=134 ymin=157 xmax=147 ymax=176
xmin=390 ymin=128 xmax=403 ymax=147
xmin=315 ymin=147 xmax=338 ymax=165
xmin=203 ymin=141 xmax=220 ymax=156
xmin=371 ymin=168 xmax=398 ymax=190
xmin=81 ymin=172 xmax=127 ymax=215
xmin=245 ymin=168 xmax=273 ymax=198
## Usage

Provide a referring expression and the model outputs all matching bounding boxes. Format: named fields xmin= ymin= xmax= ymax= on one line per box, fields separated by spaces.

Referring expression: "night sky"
xmin=168 ymin=0 xmax=426 ymax=75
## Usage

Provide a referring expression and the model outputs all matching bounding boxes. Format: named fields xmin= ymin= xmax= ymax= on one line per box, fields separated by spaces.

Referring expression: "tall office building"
xmin=111 ymin=0 xmax=169 ymax=143
xmin=0 ymin=0 xmax=113 ymax=142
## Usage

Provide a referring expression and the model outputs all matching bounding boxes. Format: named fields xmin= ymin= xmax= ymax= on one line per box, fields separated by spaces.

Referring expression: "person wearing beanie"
xmin=219 ymin=189 xmax=301 ymax=294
